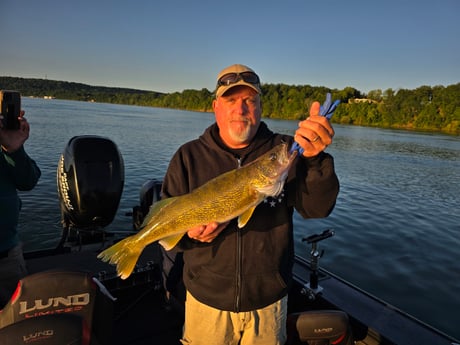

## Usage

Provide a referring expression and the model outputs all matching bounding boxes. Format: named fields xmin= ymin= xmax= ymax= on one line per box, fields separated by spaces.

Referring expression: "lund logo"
xmin=19 ymin=293 xmax=90 ymax=314
xmin=314 ymin=327 xmax=333 ymax=334
xmin=23 ymin=330 xmax=54 ymax=342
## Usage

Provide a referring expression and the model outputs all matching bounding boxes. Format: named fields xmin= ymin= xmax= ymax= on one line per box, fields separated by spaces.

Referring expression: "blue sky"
xmin=1 ymin=0 xmax=459 ymax=94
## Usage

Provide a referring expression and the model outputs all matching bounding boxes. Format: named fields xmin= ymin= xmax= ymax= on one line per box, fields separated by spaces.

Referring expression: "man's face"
xmin=212 ymin=86 xmax=262 ymax=149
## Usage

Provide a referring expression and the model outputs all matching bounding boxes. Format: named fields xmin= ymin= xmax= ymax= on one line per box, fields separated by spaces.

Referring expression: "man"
xmin=162 ymin=64 xmax=339 ymax=345
xmin=0 ymin=110 xmax=41 ymax=308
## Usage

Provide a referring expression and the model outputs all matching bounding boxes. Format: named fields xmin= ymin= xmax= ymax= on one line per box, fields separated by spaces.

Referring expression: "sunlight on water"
xmin=16 ymin=98 xmax=460 ymax=339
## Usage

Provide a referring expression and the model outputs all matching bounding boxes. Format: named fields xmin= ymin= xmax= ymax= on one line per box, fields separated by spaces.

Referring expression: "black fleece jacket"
xmin=161 ymin=122 xmax=339 ymax=312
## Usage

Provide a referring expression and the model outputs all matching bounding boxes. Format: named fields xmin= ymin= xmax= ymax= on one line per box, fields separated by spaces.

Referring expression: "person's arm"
xmin=292 ymin=101 xmax=339 ymax=218
xmin=2 ymin=146 xmax=41 ymax=191
xmin=0 ymin=112 xmax=41 ymax=191
xmin=295 ymin=152 xmax=339 ymax=218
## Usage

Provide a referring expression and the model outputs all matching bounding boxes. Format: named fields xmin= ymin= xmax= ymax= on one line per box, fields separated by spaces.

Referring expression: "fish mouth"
xmin=288 ymin=147 xmax=298 ymax=161
xmin=278 ymin=145 xmax=298 ymax=181
xmin=269 ymin=148 xmax=298 ymax=196
xmin=286 ymin=145 xmax=298 ymax=166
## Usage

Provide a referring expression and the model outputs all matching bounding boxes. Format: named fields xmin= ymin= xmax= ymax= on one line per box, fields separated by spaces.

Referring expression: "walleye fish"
xmin=97 ymin=143 xmax=297 ymax=279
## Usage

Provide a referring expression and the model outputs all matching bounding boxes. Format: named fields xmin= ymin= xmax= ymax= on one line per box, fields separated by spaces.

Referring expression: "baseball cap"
xmin=215 ymin=64 xmax=262 ymax=98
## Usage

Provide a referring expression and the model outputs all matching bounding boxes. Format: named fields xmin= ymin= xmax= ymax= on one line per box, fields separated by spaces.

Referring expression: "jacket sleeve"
xmin=2 ymin=146 xmax=41 ymax=191
xmin=294 ymin=151 xmax=339 ymax=219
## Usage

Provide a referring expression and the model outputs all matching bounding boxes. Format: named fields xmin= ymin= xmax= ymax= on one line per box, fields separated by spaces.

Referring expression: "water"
xmin=16 ymin=98 xmax=460 ymax=339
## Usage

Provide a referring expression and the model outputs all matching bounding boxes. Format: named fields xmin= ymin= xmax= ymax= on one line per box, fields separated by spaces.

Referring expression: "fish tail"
xmin=97 ymin=237 xmax=143 ymax=280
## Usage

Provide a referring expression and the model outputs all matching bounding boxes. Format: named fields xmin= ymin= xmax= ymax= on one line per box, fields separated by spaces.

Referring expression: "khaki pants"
xmin=181 ymin=291 xmax=287 ymax=345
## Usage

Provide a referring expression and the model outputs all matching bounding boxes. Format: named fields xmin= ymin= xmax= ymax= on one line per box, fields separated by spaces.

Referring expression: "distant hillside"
xmin=1 ymin=76 xmax=459 ymax=134
xmin=0 ymin=76 xmax=165 ymax=105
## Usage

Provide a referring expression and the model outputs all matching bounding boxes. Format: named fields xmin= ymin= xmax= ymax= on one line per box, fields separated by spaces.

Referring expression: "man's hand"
xmin=187 ymin=221 xmax=230 ymax=242
xmin=293 ymin=102 xmax=335 ymax=157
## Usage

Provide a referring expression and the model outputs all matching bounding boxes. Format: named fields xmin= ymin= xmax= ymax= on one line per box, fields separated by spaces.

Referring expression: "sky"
xmin=1 ymin=0 xmax=459 ymax=95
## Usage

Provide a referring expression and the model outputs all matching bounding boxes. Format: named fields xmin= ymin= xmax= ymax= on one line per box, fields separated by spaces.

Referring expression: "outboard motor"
xmin=57 ymin=135 xmax=124 ymax=245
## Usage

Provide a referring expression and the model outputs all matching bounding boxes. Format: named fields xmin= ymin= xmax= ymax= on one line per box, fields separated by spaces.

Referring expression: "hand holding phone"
xmin=0 ymin=90 xmax=21 ymax=130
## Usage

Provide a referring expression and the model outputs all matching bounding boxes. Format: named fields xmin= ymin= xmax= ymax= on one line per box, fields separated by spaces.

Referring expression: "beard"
xmin=228 ymin=120 xmax=254 ymax=144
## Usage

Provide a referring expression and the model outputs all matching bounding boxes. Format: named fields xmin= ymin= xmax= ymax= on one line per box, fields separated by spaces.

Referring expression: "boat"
xmin=0 ymin=135 xmax=458 ymax=345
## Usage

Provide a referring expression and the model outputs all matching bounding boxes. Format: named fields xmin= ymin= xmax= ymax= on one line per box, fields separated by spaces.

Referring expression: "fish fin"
xmin=238 ymin=206 xmax=257 ymax=228
xmin=97 ymin=236 xmax=143 ymax=280
xmin=159 ymin=233 xmax=185 ymax=251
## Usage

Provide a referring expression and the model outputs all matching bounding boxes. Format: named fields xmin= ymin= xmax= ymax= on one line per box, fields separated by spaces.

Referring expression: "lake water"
xmin=16 ymin=98 xmax=460 ymax=339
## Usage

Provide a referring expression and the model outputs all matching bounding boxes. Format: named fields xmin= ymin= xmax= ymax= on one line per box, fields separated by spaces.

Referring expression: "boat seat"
xmin=286 ymin=310 xmax=353 ymax=345
xmin=0 ymin=270 xmax=115 ymax=345
xmin=0 ymin=314 xmax=87 ymax=345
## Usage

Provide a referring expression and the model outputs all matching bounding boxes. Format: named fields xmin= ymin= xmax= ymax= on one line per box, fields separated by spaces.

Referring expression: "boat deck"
xmin=25 ymin=244 xmax=183 ymax=345
xmin=292 ymin=256 xmax=458 ymax=345
xmin=12 ymin=243 xmax=458 ymax=345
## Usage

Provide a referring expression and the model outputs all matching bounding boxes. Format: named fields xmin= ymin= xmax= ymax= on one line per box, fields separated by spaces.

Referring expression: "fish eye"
xmin=270 ymin=153 xmax=277 ymax=161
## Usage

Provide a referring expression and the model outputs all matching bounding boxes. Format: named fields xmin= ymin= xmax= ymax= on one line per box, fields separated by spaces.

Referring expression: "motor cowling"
xmin=57 ymin=135 xmax=124 ymax=229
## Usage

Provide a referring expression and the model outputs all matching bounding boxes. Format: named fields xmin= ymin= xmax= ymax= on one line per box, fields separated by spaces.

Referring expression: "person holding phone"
xmin=0 ymin=108 xmax=41 ymax=308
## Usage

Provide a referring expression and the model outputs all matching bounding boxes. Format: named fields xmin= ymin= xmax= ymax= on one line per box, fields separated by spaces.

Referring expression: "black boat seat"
xmin=0 ymin=314 xmax=87 ymax=345
xmin=0 ymin=270 xmax=115 ymax=345
xmin=286 ymin=310 xmax=353 ymax=345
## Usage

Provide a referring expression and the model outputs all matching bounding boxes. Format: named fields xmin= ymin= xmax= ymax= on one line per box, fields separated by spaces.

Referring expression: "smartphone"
xmin=0 ymin=90 xmax=21 ymax=130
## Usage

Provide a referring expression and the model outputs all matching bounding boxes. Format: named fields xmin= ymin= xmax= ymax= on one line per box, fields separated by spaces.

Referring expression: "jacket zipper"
xmin=235 ymin=155 xmax=242 ymax=311
xmin=235 ymin=228 xmax=242 ymax=311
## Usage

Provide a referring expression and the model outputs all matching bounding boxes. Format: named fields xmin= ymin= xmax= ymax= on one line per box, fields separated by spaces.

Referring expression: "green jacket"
xmin=0 ymin=146 xmax=41 ymax=252
xmin=162 ymin=122 xmax=339 ymax=312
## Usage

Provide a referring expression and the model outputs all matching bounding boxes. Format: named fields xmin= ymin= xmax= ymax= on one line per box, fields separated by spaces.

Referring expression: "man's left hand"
xmin=293 ymin=102 xmax=335 ymax=157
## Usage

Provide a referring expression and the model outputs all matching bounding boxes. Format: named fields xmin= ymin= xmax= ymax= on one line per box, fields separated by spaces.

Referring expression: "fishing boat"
xmin=0 ymin=135 xmax=458 ymax=345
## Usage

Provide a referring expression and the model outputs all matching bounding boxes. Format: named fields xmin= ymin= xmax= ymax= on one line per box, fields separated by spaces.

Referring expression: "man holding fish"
xmin=98 ymin=63 xmax=339 ymax=343
xmin=162 ymin=64 xmax=339 ymax=345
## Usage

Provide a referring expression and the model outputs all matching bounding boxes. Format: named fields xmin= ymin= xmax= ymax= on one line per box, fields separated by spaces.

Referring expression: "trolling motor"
xmin=301 ymin=229 xmax=335 ymax=300
xmin=56 ymin=135 xmax=125 ymax=249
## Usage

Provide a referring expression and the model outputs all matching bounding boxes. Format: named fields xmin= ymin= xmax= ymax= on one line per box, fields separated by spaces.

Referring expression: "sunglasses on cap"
xmin=217 ymin=72 xmax=260 ymax=87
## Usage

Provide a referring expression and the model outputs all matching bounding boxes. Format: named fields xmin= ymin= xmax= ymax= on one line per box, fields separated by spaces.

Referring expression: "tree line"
xmin=1 ymin=76 xmax=458 ymax=134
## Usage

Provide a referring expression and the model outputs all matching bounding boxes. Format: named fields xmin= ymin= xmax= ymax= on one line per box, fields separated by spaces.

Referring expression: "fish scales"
xmin=136 ymin=173 xmax=260 ymax=244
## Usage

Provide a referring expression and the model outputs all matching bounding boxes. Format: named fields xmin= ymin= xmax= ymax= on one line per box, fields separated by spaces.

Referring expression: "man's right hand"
xmin=187 ymin=221 xmax=229 ymax=242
